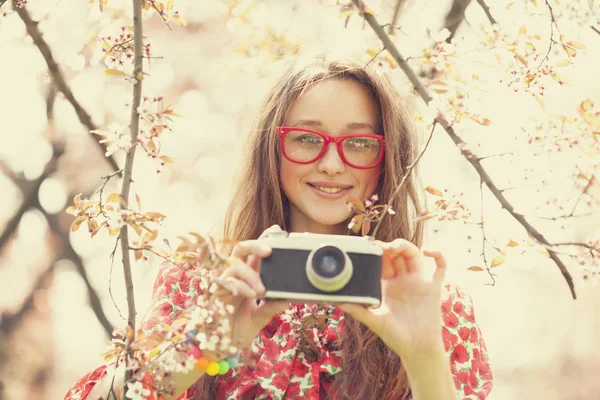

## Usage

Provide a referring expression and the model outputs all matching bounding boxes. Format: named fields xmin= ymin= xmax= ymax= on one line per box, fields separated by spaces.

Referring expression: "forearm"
xmin=402 ymin=348 xmax=458 ymax=400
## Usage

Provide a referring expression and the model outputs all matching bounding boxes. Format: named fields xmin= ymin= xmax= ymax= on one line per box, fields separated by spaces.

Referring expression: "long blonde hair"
xmin=208 ymin=50 xmax=424 ymax=399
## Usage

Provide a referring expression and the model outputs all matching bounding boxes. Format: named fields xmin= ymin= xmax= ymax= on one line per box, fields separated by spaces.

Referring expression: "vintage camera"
xmin=260 ymin=231 xmax=382 ymax=307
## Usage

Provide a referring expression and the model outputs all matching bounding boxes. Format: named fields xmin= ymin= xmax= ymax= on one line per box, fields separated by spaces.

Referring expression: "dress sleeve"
xmin=441 ymin=284 xmax=493 ymax=400
xmin=64 ymin=261 xmax=203 ymax=400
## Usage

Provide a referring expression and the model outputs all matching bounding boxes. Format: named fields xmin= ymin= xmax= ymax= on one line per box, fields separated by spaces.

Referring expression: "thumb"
xmin=254 ymin=299 xmax=288 ymax=326
xmin=338 ymin=303 xmax=377 ymax=328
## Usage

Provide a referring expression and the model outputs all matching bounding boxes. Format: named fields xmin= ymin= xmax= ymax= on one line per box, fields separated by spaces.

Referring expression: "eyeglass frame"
xmin=276 ymin=126 xmax=385 ymax=170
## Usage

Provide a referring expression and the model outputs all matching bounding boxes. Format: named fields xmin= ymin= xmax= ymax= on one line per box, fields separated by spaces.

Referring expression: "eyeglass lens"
xmin=283 ymin=130 xmax=382 ymax=167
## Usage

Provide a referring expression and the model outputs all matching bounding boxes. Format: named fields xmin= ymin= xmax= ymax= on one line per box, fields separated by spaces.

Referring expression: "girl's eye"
xmin=296 ymin=134 xmax=322 ymax=145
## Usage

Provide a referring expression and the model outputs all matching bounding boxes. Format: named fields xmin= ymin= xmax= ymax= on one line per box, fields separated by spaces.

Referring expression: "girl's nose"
xmin=317 ymin=143 xmax=345 ymax=175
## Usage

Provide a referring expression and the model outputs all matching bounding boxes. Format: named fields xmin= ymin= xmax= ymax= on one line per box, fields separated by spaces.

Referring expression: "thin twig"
xmin=480 ymin=180 xmax=497 ymax=286
xmin=592 ymin=26 xmax=600 ymax=36
xmin=544 ymin=0 xmax=573 ymax=63
xmin=388 ymin=0 xmax=405 ymax=35
xmin=109 ymin=237 xmax=125 ymax=321
xmin=13 ymin=4 xmax=120 ymax=173
xmin=352 ymin=0 xmax=577 ymax=299
xmin=372 ymin=121 xmax=437 ymax=237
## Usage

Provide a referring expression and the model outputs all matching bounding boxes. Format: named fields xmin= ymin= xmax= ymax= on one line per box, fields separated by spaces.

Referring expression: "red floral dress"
xmin=65 ymin=262 xmax=493 ymax=400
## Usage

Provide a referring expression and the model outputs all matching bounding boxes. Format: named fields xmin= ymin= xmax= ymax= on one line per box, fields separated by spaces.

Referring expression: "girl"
xmin=66 ymin=50 xmax=493 ymax=400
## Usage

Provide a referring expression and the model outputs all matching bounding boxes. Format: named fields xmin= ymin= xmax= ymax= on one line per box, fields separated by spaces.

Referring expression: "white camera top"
xmin=264 ymin=231 xmax=382 ymax=255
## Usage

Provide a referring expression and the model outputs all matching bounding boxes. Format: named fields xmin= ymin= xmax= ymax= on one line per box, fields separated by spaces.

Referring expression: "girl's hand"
xmin=338 ymin=239 xmax=447 ymax=360
xmin=210 ymin=225 xmax=288 ymax=351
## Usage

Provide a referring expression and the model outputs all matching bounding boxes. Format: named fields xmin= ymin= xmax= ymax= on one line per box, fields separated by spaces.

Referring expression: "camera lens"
xmin=312 ymin=247 xmax=345 ymax=278
xmin=306 ymin=245 xmax=353 ymax=292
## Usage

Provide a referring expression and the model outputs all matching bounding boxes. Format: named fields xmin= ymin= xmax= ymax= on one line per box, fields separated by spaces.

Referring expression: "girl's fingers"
xmin=213 ymin=276 xmax=258 ymax=298
xmin=379 ymin=239 xmax=421 ymax=275
xmin=423 ymin=249 xmax=447 ymax=284
xmin=222 ymin=261 xmax=266 ymax=294
xmin=231 ymin=240 xmax=272 ymax=261
xmin=258 ymin=224 xmax=282 ymax=240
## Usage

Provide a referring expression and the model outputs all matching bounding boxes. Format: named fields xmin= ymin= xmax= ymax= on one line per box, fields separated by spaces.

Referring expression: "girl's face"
xmin=280 ymin=78 xmax=382 ymax=234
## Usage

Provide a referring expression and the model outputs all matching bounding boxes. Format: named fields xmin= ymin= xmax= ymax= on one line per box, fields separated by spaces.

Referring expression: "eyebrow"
xmin=292 ymin=119 xmax=377 ymax=132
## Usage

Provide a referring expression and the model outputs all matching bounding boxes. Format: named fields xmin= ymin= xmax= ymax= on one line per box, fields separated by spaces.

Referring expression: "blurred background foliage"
xmin=1 ymin=0 xmax=600 ymax=399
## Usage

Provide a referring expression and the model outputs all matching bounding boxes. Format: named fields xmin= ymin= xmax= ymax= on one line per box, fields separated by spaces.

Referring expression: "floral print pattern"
xmin=65 ymin=262 xmax=493 ymax=400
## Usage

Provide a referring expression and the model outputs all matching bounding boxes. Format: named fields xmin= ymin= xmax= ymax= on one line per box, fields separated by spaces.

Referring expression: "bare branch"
xmin=388 ymin=0 xmax=406 ymax=35
xmin=592 ymin=26 xmax=600 ymax=36
xmin=38 ymin=200 xmax=115 ymax=337
xmin=475 ymin=0 xmax=497 ymax=25
xmin=0 ymin=144 xmax=62 ymax=254
xmin=352 ymin=0 xmax=577 ymax=299
xmin=13 ymin=4 xmax=121 ymax=174
xmin=0 ymin=264 xmax=54 ymax=335
xmin=444 ymin=0 xmax=472 ymax=43
xmin=119 ymin=0 xmax=145 ymax=390
xmin=372 ymin=121 xmax=437 ymax=237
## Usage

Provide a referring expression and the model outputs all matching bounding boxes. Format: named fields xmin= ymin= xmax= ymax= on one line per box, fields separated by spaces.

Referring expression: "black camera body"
xmin=260 ymin=231 xmax=382 ymax=307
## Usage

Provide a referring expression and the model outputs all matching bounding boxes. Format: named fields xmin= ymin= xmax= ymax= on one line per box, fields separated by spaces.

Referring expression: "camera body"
xmin=260 ymin=231 xmax=382 ymax=307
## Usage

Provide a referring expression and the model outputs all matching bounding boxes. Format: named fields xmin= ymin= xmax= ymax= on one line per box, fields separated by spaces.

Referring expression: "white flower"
xmin=125 ymin=381 xmax=150 ymax=400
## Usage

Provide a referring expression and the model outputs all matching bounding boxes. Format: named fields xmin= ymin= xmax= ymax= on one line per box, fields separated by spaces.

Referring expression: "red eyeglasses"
xmin=277 ymin=127 xmax=385 ymax=169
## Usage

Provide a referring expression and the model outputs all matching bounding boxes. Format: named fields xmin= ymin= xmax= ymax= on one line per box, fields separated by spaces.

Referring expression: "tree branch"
xmin=352 ymin=0 xmax=577 ymax=299
xmin=119 ymin=0 xmax=144 ymax=390
xmin=38 ymin=199 xmax=115 ymax=337
xmin=592 ymin=26 xmax=600 ymax=36
xmin=475 ymin=0 xmax=497 ymax=25
xmin=0 ymin=264 xmax=54 ymax=335
xmin=13 ymin=4 xmax=120 ymax=173
xmin=0 ymin=144 xmax=62 ymax=254
xmin=388 ymin=0 xmax=406 ymax=35
xmin=444 ymin=0 xmax=472 ymax=43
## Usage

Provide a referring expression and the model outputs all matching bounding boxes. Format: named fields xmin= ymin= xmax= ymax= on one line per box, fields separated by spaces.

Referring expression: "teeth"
xmin=314 ymin=185 xmax=343 ymax=194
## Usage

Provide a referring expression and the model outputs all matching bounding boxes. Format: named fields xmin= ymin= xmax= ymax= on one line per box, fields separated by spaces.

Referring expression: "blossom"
xmin=125 ymin=381 xmax=150 ymax=400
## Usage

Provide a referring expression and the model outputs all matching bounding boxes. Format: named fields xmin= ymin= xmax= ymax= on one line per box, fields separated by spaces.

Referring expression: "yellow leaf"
xmin=136 ymin=193 xmax=141 ymax=211
xmin=172 ymin=13 xmax=187 ymax=27
xmin=366 ymin=48 xmax=381 ymax=58
xmin=338 ymin=10 xmax=354 ymax=18
xmin=564 ymin=46 xmax=577 ymax=57
xmin=538 ymin=248 xmax=551 ymax=258
xmin=66 ymin=206 xmax=79 ymax=216
xmin=347 ymin=196 xmax=366 ymax=213
xmin=361 ymin=219 xmax=371 ymax=236
xmin=491 ymin=255 xmax=505 ymax=268
xmin=425 ymin=186 xmax=443 ymax=196
xmin=555 ymin=59 xmax=571 ymax=67
xmin=519 ymin=26 xmax=527 ymax=35
xmin=134 ymin=250 xmax=143 ymax=261
xmin=535 ymin=95 xmax=546 ymax=112
xmin=166 ymin=0 xmax=174 ymax=10
xmin=88 ymin=219 xmax=99 ymax=232
xmin=160 ymin=155 xmax=174 ymax=163
xmin=109 ymin=227 xmax=120 ymax=236
xmin=129 ymin=222 xmax=143 ymax=236
xmin=506 ymin=240 xmax=519 ymax=247
xmin=147 ymin=229 xmax=158 ymax=242
xmin=478 ymin=118 xmax=492 ymax=126
xmin=363 ymin=7 xmax=375 ymax=15
xmin=430 ymin=79 xmax=448 ymax=86
xmin=107 ymin=193 xmax=127 ymax=208
xmin=468 ymin=266 xmax=485 ymax=272
xmin=431 ymin=88 xmax=448 ymax=94
xmin=104 ymin=69 xmax=125 ymax=77
xmin=526 ymin=42 xmax=535 ymax=52
xmin=71 ymin=216 xmax=87 ymax=232
xmin=515 ymin=53 xmax=528 ymax=66
xmin=349 ymin=214 xmax=365 ymax=233
xmin=145 ymin=212 xmax=166 ymax=221
xmin=568 ymin=41 xmax=586 ymax=50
